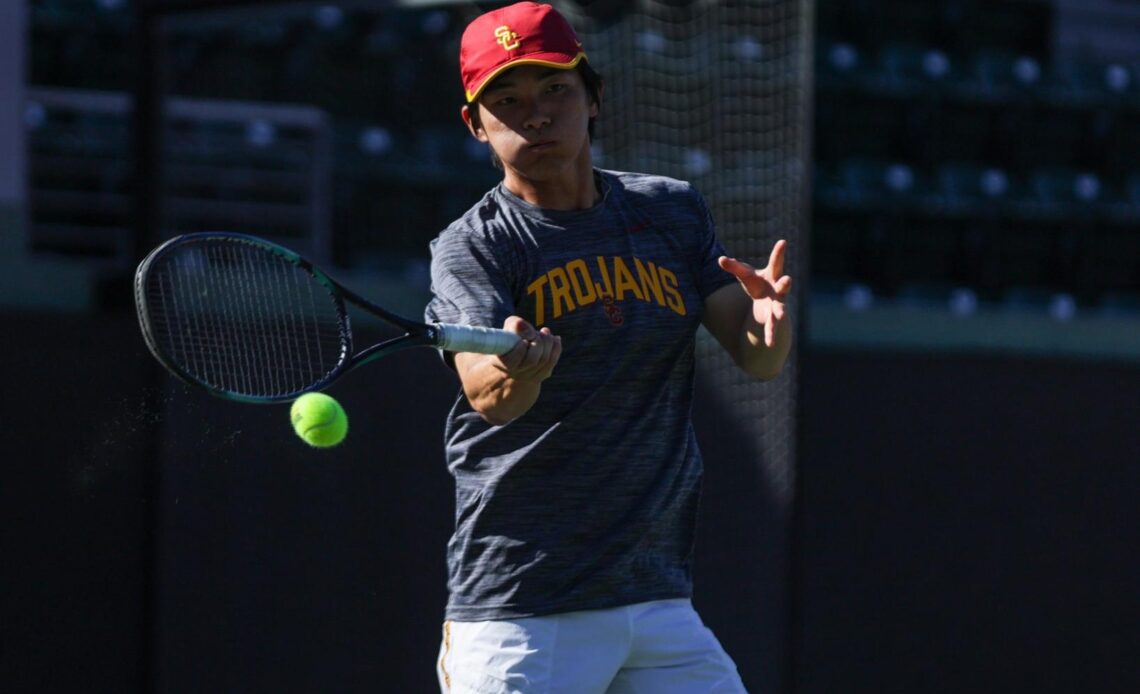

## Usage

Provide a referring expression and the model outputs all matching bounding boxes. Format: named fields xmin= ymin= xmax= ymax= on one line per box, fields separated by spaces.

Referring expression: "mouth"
xmin=527 ymin=139 xmax=557 ymax=152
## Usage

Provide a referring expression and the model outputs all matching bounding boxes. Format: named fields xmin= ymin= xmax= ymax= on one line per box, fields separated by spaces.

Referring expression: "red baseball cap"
xmin=460 ymin=2 xmax=588 ymax=103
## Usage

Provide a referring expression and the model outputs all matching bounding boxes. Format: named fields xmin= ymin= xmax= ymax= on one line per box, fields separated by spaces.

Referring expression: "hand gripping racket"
xmin=134 ymin=232 xmax=519 ymax=403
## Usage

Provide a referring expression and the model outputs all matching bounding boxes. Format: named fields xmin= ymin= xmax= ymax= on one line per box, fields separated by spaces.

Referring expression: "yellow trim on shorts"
xmin=439 ymin=621 xmax=452 ymax=691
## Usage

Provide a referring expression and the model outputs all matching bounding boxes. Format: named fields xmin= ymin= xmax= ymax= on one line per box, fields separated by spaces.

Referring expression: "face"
xmin=463 ymin=64 xmax=600 ymax=184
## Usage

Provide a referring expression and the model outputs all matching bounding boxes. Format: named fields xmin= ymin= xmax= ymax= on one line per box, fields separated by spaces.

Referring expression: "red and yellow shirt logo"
xmin=526 ymin=255 xmax=687 ymax=327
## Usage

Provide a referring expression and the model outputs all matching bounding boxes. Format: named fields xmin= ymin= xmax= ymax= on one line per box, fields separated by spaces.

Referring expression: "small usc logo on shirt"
xmin=494 ymin=25 xmax=520 ymax=51
xmin=601 ymin=295 xmax=624 ymax=326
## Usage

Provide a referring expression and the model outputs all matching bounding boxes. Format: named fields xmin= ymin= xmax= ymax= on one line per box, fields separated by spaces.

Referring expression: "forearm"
xmin=454 ymin=321 xmax=560 ymax=425
xmin=703 ymin=280 xmax=792 ymax=381
xmin=457 ymin=353 xmax=543 ymax=425
xmin=735 ymin=312 xmax=792 ymax=380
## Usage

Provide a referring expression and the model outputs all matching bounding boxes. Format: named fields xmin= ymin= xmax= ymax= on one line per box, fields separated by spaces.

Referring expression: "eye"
xmin=547 ymin=83 xmax=568 ymax=93
xmin=493 ymin=96 xmax=517 ymax=107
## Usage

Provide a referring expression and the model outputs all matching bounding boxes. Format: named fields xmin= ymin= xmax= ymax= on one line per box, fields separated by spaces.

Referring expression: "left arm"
xmin=701 ymin=239 xmax=793 ymax=380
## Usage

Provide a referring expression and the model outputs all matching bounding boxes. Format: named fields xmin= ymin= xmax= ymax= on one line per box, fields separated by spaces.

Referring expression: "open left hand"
xmin=717 ymin=239 xmax=793 ymax=348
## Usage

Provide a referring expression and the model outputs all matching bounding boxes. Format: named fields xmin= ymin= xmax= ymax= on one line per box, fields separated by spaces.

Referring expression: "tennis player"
xmin=425 ymin=3 xmax=792 ymax=692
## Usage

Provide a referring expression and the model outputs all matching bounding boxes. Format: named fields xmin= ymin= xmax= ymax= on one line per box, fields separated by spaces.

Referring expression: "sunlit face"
xmin=463 ymin=64 xmax=599 ymax=184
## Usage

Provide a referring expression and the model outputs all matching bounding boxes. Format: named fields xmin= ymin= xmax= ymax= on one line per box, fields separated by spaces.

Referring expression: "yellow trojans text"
xmin=526 ymin=255 xmax=687 ymax=326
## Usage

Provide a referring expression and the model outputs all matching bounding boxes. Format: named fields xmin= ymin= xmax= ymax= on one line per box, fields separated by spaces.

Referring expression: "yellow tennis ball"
xmin=290 ymin=392 xmax=348 ymax=448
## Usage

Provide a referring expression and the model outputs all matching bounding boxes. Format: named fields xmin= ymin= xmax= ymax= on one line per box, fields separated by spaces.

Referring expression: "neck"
xmin=502 ymin=149 xmax=598 ymax=211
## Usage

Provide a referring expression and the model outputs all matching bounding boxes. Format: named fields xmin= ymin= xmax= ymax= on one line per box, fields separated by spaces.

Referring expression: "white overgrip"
xmin=434 ymin=323 xmax=520 ymax=355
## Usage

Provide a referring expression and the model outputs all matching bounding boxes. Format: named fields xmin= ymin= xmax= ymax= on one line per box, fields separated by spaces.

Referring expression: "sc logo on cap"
xmin=494 ymin=25 xmax=520 ymax=51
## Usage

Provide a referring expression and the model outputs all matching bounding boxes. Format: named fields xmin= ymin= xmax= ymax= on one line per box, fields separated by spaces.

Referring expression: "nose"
xmin=522 ymin=103 xmax=551 ymax=131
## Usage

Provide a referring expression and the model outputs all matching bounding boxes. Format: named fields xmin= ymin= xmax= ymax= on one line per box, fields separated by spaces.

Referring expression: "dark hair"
xmin=467 ymin=62 xmax=604 ymax=170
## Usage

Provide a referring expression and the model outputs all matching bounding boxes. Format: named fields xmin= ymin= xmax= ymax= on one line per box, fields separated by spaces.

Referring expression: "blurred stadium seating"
xmin=26 ymin=0 xmax=496 ymax=270
xmin=814 ymin=0 xmax=1139 ymax=314
xmin=25 ymin=86 xmax=332 ymax=264
xmin=22 ymin=0 xmax=1140 ymax=315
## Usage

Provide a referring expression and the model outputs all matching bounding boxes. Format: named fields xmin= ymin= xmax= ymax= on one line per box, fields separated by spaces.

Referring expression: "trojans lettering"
xmin=526 ymin=255 xmax=686 ymax=326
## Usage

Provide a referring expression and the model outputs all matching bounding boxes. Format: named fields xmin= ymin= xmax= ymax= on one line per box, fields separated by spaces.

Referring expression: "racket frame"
xmin=134 ymin=232 xmax=508 ymax=403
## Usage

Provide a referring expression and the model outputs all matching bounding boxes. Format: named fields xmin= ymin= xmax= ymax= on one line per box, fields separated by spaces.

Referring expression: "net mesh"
xmin=566 ymin=0 xmax=810 ymax=511
xmin=139 ymin=237 xmax=348 ymax=399
xmin=566 ymin=3 xmax=810 ymax=686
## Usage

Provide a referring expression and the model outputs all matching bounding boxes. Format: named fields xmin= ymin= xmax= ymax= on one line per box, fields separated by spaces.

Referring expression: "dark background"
xmin=4 ymin=0 xmax=1140 ymax=692
xmin=3 ymin=313 xmax=1137 ymax=692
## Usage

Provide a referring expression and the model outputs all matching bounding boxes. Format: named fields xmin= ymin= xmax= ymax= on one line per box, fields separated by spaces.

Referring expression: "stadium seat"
xmin=1101 ymin=63 xmax=1134 ymax=97
xmin=896 ymin=280 xmax=963 ymax=310
xmin=879 ymin=43 xmax=958 ymax=91
xmin=938 ymin=162 xmax=1014 ymax=212
xmin=1029 ymin=167 xmax=1103 ymax=208
xmin=835 ymin=158 xmax=890 ymax=206
xmin=815 ymin=40 xmax=870 ymax=88
xmin=1001 ymin=284 xmax=1055 ymax=311
xmin=1044 ymin=56 xmax=1135 ymax=103
xmin=1001 ymin=285 xmax=1080 ymax=322
xmin=831 ymin=158 xmax=932 ymax=211
xmin=972 ymin=50 xmax=1043 ymax=98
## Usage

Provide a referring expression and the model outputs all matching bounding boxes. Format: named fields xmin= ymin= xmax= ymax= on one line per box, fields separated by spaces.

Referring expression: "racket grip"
xmin=434 ymin=323 xmax=521 ymax=355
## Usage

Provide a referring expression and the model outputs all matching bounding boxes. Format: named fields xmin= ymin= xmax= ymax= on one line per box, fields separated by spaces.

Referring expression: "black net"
xmin=566 ymin=0 xmax=810 ymax=515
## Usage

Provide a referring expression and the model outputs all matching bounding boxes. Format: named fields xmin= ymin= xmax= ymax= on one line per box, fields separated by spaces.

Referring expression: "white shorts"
xmin=436 ymin=598 xmax=748 ymax=694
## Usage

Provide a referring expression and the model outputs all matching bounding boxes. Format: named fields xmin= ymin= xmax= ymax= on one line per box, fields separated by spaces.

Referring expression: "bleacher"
xmin=23 ymin=0 xmax=1140 ymax=322
xmin=25 ymin=0 xmax=499 ymax=272
xmin=813 ymin=0 xmax=1140 ymax=319
xmin=26 ymin=86 xmax=333 ymax=266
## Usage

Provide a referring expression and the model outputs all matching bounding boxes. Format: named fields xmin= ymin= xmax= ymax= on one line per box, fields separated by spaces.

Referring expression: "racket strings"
xmin=144 ymin=239 xmax=346 ymax=398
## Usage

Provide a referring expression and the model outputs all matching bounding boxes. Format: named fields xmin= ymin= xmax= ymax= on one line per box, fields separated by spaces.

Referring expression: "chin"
xmin=508 ymin=156 xmax=574 ymax=181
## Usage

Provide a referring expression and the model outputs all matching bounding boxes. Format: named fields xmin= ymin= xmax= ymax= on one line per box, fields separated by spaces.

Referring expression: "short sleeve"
xmin=424 ymin=225 xmax=517 ymax=331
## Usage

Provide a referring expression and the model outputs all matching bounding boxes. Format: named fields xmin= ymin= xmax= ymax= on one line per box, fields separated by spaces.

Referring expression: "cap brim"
xmin=466 ymin=52 xmax=587 ymax=102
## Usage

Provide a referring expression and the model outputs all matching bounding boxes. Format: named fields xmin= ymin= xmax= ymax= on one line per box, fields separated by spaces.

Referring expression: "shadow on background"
xmin=1 ymin=312 xmax=784 ymax=693
xmin=5 ymin=311 xmax=1137 ymax=693
xmin=797 ymin=348 xmax=1140 ymax=693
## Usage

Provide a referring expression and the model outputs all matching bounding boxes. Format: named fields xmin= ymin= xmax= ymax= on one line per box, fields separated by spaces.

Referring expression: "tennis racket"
xmin=134 ymin=232 xmax=519 ymax=403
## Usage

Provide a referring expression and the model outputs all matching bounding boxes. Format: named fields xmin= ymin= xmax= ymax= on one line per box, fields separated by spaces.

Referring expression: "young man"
xmin=425 ymin=3 xmax=792 ymax=692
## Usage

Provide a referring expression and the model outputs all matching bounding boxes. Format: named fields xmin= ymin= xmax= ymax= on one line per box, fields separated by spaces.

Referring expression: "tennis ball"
xmin=290 ymin=392 xmax=348 ymax=448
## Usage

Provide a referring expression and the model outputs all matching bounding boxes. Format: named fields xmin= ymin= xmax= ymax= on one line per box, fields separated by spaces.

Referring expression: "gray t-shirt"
xmin=425 ymin=169 xmax=733 ymax=621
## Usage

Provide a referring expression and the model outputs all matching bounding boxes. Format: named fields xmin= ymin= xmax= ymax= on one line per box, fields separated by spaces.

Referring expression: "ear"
xmin=461 ymin=104 xmax=488 ymax=142
xmin=589 ymin=82 xmax=604 ymax=119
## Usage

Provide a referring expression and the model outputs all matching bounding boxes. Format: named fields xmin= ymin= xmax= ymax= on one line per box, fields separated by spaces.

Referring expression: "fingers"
xmin=497 ymin=316 xmax=535 ymax=369
xmin=768 ymin=239 xmax=787 ymax=279
xmin=718 ymin=255 xmax=756 ymax=281
xmin=758 ymin=297 xmax=789 ymax=347
xmin=499 ymin=317 xmax=561 ymax=380
xmin=771 ymin=298 xmax=786 ymax=323
xmin=528 ymin=328 xmax=562 ymax=378
xmin=503 ymin=315 xmax=539 ymax=341
xmin=720 ymin=240 xmax=793 ymax=301
xmin=514 ymin=329 xmax=561 ymax=380
xmin=719 ymin=255 xmax=767 ymax=300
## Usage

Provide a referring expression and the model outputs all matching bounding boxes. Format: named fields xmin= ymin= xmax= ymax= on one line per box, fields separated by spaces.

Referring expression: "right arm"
xmin=454 ymin=315 xmax=562 ymax=426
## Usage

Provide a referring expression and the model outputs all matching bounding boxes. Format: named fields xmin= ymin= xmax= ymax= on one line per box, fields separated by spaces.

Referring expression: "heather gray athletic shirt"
xmin=425 ymin=169 xmax=733 ymax=622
